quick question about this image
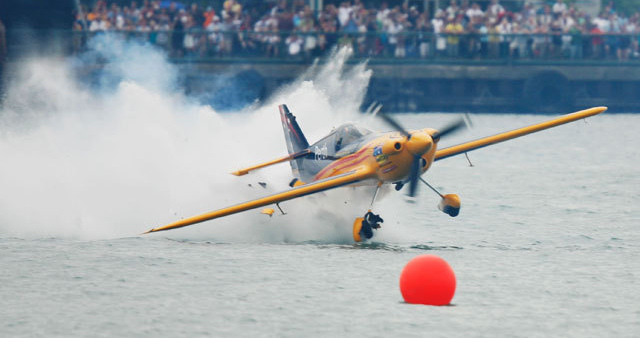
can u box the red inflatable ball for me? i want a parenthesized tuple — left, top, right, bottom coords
(399, 254, 456, 306)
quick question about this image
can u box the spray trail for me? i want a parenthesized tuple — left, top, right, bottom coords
(0, 36, 378, 241)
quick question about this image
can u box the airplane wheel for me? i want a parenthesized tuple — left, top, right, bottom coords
(353, 215, 379, 242)
(353, 217, 364, 242)
(438, 194, 461, 217)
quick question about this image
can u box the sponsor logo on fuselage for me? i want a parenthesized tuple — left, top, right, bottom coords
(373, 144, 392, 167)
(373, 145, 382, 156)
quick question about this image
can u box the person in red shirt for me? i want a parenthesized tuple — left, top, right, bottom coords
(590, 23, 604, 59)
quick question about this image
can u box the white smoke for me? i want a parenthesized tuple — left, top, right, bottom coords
(0, 36, 379, 242)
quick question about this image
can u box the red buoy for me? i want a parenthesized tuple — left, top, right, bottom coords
(399, 254, 456, 306)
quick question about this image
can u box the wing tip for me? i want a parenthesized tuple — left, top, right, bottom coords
(593, 106, 608, 113)
(580, 106, 607, 115)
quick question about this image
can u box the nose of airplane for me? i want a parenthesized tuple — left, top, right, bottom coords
(406, 131, 433, 156)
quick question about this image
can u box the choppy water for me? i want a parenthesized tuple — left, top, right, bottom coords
(2, 113, 638, 337)
(1, 38, 638, 337)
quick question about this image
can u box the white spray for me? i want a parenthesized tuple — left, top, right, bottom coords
(0, 36, 388, 242)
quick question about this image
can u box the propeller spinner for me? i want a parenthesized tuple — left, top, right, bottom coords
(378, 113, 466, 197)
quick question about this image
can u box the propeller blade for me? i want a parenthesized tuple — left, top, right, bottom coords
(407, 155, 421, 197)
(379, 113, 410, 138)
(432, 118, 467, 143)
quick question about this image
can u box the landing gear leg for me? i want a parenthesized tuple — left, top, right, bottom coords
(353, 184, 385, 242)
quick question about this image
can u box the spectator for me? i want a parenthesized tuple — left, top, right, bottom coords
(432, 10, 446, 56)
(496, 16, 512, 57)
(487, 0, 505, 20)
(183, 15, 200, 56)
(552, 0, 568, 17)
(521, 1, 536, 20)
(153, 15, 171, 48)
(549, 16, 563, 57)
(386, 13, 405, 57)
(343, 12, 359, 33)
(445, 0, 459, 20)
(477, 16, 490, 58)
(219, 15, 234, 55)
(234, 13, 255, 56)
(510, 20, 527, 58)
(416, 12, 432, 58)
(171, 11, 185, 57)
(354, 10, 368, 56)
(568, 23, 584, 59)
(203, 6, 216, 28)
(300, 19, 318, 58)
(338, 1, 353, 28)
(589, 22, 604, 59)
(285, 33, 303, 56)
(538, 5, 553, 29)
(466, 3, 483, 21)
(265, 22, 280, 57)
(445, 16, 464, 57)
(89, 13, 110, 31)
(70, 0, 640, 62)
(487, 19, 500, 58)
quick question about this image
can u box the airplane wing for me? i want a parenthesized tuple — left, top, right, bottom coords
(144, 166, 376, 234)
(434, 106, 606, 161)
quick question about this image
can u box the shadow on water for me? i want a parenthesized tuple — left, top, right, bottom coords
(399, 301, 458, 307)
(151, 238, 465, 252)
(349, 242, 406, 252)
(318, 242, 465, 252)
(410, 244, 464, 251)
(164, 238, 233, 246)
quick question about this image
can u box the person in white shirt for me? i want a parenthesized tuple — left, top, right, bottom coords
(466, 3, 484, 20)
(338, 1, 353, 28)
(431, 10, 446, 55)
(487, 0, 505, 19)
(286, 33, 303, 56)
(445, 0, 459, 19)
(552, 0, 568, 16)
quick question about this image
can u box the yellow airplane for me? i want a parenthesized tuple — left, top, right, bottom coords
(144, 105, 606, 242)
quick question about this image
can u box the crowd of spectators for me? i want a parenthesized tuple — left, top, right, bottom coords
(73, 0, 640, 61)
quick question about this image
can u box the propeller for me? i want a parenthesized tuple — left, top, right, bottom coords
(378, 113, 467, 198)
(407, 152, 421, 197)
(379, 113, 411, 138)
(431, 119, 467, 143)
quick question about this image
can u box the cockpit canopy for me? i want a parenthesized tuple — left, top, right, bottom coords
(310, 123, 375, 157)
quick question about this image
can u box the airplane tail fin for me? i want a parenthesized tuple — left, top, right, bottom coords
(279, 104, 309, 177)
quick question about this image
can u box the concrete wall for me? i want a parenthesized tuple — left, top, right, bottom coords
(180, 61, 639, 113)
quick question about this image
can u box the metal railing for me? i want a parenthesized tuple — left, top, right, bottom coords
(45, 29, 640, 63)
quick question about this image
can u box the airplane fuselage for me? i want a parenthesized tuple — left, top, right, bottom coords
(295, 126, 439, 186)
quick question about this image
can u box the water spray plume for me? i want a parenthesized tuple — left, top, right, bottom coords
(0, 37, 374, 242)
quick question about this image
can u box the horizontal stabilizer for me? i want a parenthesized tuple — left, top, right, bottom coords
(231, 150, 310, 176)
